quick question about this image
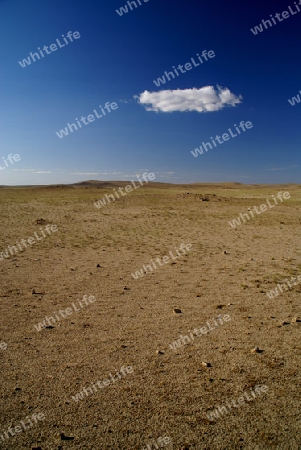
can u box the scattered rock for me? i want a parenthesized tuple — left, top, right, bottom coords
(36, 218, 46, 225)
(251, 347, 262, 353)
(173, 309, 182, 314)
(32, 289, 44, 295)
(60, 433, 74, 441)
(202, 362, 211, 367)
(96, 264, 101, 268)
(291, 317, 301, 323)
(123, 286, 130, 290)
(216, 304, 226, 309)
(279, 321, 290, 326)
(156, 350, 164, 355)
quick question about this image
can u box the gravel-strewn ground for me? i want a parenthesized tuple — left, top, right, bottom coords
(0, 182, 300, 449)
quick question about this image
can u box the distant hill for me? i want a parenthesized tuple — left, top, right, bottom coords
(0, 181, 299, 189)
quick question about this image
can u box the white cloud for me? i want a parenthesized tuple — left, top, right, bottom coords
(12, 168, 35, 172)
(70, 172, 100, 175)
(267, 165, 298, 171)
(136, 86, 242, 113)
(33, 171, 51, 174)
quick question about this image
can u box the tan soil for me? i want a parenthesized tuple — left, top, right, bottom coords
(0, 182, 300, 449)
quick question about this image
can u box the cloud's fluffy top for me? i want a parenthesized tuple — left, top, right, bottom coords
(136, 86, 242, 113)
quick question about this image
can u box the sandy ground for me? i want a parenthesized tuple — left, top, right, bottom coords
(0, 182, 300, 450)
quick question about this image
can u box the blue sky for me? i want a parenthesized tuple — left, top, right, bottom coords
(1, 0, 300, 185)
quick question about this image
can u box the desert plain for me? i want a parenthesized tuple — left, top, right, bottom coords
(0, 182, 300, 449)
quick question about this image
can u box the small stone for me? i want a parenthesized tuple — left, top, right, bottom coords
(251, 347, 261, 353)
(173, 309, 182, 314)
(123, 286, 130, 290)
(36, 218, 46, 225)
(202, 362, 211, 367)
(291, 317, 301, 323)
(32, 289, 43, 295)
(96, 264, 101, 268)
(280, 321, 290, 326)
(60, 433, 74, 441)
(156, 350, 164, 355)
